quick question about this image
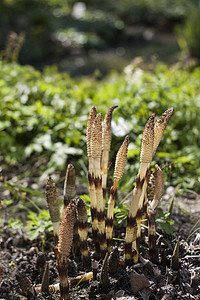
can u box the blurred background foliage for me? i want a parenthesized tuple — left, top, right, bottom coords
(0, 0, 200, 215)
(1, 59, 200, 194)
(0, 0, 200, 73)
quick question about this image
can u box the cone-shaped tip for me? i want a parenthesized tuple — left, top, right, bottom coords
(87, 106, 97, 157)
(46, 177, 60, 223)
(114, 136, 129, 182)
(63, 164, 76, 205)
(154, 164, 164, 201)
(102, 106, 118, 151)
(91, 113, 102, 158)
(171, 238, 179, 271)
(140, 114, 155, 165)
(57, 200, 76, 258)
(104, 105, 118, 124)
(153, 108, 174, 156)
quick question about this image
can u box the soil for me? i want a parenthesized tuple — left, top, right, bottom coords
(0, 187, 200, 300)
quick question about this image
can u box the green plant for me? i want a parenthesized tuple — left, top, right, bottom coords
(1, 59, 200, 192)
(156, 211, 175, 235)
(25, 210, 53, 240)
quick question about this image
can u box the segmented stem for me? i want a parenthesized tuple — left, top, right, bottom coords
(106, 136, 129, 252)
(125, 114, 155, 265)
(91, 113, 107, 256)
(76, 197, 91, 269)
(87, 106, 99, 251)
(147, 165, 164, 262)
(102, 105, 118, 199)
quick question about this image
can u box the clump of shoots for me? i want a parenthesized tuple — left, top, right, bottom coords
(45, 105, 174, 300)
(125, 108, 174, 265)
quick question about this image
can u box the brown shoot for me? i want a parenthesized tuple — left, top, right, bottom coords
(55, 200, 76, 300)
(106, 136, 129, 252)
(87, 107, 99, 250)
(147, 165, 164, 262)
(46, 177, 60, 242)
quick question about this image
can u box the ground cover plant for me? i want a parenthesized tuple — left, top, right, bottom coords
(0, 59, 200, 193)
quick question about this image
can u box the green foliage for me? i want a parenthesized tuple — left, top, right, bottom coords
(25, 210, 53, 240)
(175, 4, 200, 59)
(156, 211, 175, 235)
(8, 217, 23, 230)
(113, 195, 130, 226)
(1, 59, 200, 193)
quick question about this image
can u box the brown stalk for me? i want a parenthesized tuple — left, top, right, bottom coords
(87, 106, 99, 251)
(62, 164, 79, 256)
(46, 177, 60, 243)
(91, 113, 107, 256)
(99, 252, 109, 291)
(101, 105, 118, 199)
(41, 262, 49, 293)
(91, 259, 98, 280)
(106, 136, 129, 252)
(54, 200, 76, 300)
(169, 238, 180, 284)
(108, 246, 120, 274)
(147, 165, 164, 262)
(125, 114, 155, 265)
(76, 197, 91, 269)
(171, 238, 180, 271)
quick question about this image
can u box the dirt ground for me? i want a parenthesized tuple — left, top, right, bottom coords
(0, 188, 200, 300)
